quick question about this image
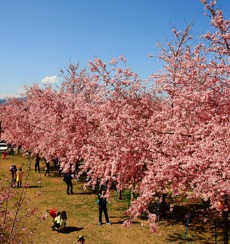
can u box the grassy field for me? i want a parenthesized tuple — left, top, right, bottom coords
(0, 153, 223, 244)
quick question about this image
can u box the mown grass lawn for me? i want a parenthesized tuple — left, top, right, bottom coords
(0, 153, 223, 244)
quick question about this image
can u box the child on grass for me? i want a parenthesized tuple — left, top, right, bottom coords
(52, 211, 67, 232)
(16, 167, 24, 188)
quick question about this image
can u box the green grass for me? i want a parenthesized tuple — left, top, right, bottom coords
(0, 153, 226, 244)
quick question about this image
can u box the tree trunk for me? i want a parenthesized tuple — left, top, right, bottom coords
(160, 194, 167, 219)
(223, 210, 228, 244)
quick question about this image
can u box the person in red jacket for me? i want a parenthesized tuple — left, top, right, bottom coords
(2, 150, 7, 160)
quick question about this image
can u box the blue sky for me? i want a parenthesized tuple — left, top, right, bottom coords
(0, 0, 229, 98)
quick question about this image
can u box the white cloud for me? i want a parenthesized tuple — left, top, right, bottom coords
(41, 76, 58, 85)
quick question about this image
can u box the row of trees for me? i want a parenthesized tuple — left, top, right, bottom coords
(0, 0, 229, 242)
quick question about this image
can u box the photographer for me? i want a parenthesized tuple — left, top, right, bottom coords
(98, 189, 111, 225)
(63, 170, 73, 195)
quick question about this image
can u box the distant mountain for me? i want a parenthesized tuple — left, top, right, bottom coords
(0, 99, 6, 104)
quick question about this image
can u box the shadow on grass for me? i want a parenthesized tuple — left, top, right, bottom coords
(167, 232, 213, 244)
(156, 203, 221, 244)
(108, 220, 139, 225)
(140, 198, 221, 243)
(109, 215, 139, 225)
(108, 220, 124, 225)
(61, 226, 83, 234)
(27, 185, 41, 188)
(52, 171, 63, 177)
(74, 191, 96, 195)
(167, 233, 195, 244)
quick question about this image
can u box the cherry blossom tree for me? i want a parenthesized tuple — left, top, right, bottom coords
(140, 0, 229, 240)
(0, 0, 229, 241)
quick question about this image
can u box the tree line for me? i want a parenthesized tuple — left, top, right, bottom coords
(0, 0, 229, 242)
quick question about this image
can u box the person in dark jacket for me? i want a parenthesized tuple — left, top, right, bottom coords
(44, 158, 50, 176)
(63, 170, 73, 195)
(9, 165, 17, 186)
(35, 153, 40, 173)
(98, 189, 111, 225)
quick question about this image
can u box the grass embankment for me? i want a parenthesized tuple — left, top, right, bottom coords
(0, 154, 222, 244)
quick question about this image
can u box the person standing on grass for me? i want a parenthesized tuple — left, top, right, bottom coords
(16, 167, 24, 188)
(2, 150, 7, 160)
(98, 189, 111, 225)
(44, 158, 50, 176)
(9, 165, 17, 186)
(35, 153, 40, 173)
(63, 170, 73, 195)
